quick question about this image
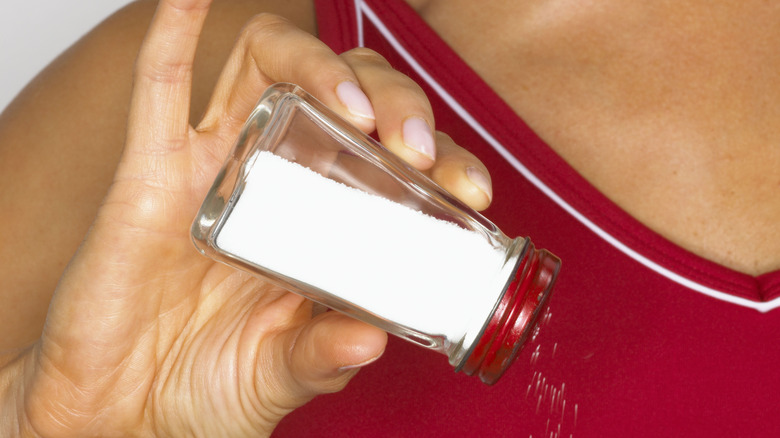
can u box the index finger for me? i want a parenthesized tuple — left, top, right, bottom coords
(123, 0, 212, 171)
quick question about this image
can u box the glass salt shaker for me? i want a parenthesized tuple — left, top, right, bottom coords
(191, 83, 561, 384)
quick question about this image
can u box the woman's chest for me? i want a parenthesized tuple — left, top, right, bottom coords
(419, 0, 780, 274)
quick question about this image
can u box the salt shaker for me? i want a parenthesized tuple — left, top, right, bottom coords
(191, 83, 561, 384)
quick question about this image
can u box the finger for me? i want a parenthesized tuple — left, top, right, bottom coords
(198, 13, 376, 139)
(125, 0, 212, 160)
(341, 48, 437, 171)
(429, 132, 493, 211)
(282, 311, 387, 398)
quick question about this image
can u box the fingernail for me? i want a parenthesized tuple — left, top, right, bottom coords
(336, 81, 375, 120)
(337, 354, 382, 373)
(402, 117, 436, 160)
(467, 167, 493, 202)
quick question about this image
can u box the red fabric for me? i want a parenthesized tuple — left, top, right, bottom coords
(273, 1, 780, 436)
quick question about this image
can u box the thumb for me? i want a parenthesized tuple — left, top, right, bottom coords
(281, 311, 387, 399)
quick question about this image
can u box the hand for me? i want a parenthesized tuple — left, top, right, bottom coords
(2, 0, 493, 436)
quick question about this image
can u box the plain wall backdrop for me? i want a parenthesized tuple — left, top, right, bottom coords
(0, 0, 134, 112)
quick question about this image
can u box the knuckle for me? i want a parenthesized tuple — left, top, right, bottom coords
(387, 75, 431, 113)
(343, 47, 392, 68)
(135, 60, 193, 85)
(434, 131, 475, 159)
(435, 130, 455, 144)
(400, 75, 427, 97)
(240, 13, 292, 42)
(238, 13, 335, 81)
(343, 49, 430, 100)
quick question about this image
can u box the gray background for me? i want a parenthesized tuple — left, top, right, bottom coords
(0, 0, 134, 112)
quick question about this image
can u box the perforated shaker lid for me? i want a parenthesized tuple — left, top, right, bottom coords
(457, 242, 561, 385)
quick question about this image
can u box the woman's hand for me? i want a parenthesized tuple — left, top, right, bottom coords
(2, 0, 493, 436)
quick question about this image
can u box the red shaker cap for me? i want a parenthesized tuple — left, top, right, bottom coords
(457, 241, 561, 385)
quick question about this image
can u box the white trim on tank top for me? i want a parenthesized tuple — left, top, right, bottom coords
(353, 0, 780, 312)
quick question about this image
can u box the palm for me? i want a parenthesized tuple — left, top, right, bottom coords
(26, 115, 313, 435)
(135, 131, 315, 435)
(148, 264, 309, 436)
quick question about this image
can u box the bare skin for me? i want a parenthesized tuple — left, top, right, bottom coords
(3, 0, 778, 350)
(0, 0, 311, 351)
(0, 0, 779, 435)
(0, 0, 494, 435)
(412, 0, 780, 275)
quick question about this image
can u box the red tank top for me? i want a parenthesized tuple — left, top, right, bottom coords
(273, 1, 780, 436)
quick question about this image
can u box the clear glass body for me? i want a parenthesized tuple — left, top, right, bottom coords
(192, 83, 560, 384)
